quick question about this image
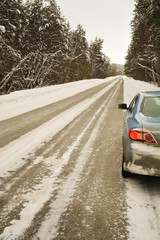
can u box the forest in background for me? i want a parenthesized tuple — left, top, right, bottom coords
(125, 0, 160, 86)
(0, 0, 121, 95)
(1, 0, 160, 94)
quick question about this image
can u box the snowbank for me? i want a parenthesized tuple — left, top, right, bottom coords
(0, 77, 116, 121)
(123, 76, 160, 105)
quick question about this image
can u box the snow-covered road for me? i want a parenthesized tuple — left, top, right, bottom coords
(0, 76, 160, 240)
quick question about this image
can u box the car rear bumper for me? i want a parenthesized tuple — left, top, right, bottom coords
(125, 142, 160, 176)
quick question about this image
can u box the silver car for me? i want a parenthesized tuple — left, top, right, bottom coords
(118, 91, 160, 177)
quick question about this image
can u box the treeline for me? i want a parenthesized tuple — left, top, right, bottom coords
(125, 0, 160, 86)
(0, 0, 111, 94)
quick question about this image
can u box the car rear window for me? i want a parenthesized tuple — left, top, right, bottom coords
(141, 97, 160, 117)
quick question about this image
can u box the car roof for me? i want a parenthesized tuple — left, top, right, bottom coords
(139, 91, 160, 97)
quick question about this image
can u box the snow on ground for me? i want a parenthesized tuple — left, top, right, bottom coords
(0, 77, 116, 121)
(35, 90, 114, 240)
(0, 79, 117, 178)
(123, 75, 160, 104)
(1, 76, 160, 239)
(0, 77, 118, 239)
(123, 76, 160, 240)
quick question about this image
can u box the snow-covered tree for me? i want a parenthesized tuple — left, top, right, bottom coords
(22, 0, 44, 54)
(39, 0, 71, 84)
(0, 0, 111, 94)
(125, 0, 160, 85)
(0, 0, 24, 50)
(147, 0, 160, 84)
(65, 24, 92, 82)
(0, 0, 22, 92)
(89, 37, 110, 78)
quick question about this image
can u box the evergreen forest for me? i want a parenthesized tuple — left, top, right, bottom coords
(1, 0, 159, 94)
(0, 0, 112, 94)
(125, 0, 160, 86)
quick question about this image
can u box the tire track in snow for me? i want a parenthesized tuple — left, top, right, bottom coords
(53, 79, 128, 240)
(0, 81, 113, 148)
(34, 81, 121, 240)
(0, 80, 117, 179)
(0, 80, 120, 239)
(126, 177, 160, 240)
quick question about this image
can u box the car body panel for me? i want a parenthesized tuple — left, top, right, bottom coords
(140, 115, 160, 145)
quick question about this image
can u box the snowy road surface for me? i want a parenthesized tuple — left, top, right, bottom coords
(0, 76, 160, 240)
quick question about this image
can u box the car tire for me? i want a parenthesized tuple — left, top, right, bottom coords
(122, 155, 131, 178)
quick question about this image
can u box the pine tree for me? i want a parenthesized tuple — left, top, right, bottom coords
(0, 0, 111, 94)
(65, 24, 92, 82)
(89, 37, 110, 78)
(22, 0, 44, 54)
(0, 0, 22, 93)
(125, 0, 160, 85)
(147, 0, 160, 84)
(125, 0, 150, 80)
(40, 0, 71, 84)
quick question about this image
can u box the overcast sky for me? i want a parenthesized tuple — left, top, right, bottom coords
(56, 0, 135, 65)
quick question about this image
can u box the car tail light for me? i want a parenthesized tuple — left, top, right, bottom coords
(143, 131, 156, 144)
(129, 129, 156, 144)
(129, 129, 143, 141)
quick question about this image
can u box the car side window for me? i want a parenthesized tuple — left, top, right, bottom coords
(141, 97, 160, 117)
(128, 95, 138, 113)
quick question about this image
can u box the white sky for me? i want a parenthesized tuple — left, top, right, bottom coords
(56, 0, 135, 65)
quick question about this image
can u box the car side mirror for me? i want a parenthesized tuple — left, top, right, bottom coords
(118, 103, 128, 110)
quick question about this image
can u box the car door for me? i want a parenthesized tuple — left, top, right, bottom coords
(123, 94, 139, 132)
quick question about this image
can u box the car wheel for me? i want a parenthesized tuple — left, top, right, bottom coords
(122, 155, 131, 178)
